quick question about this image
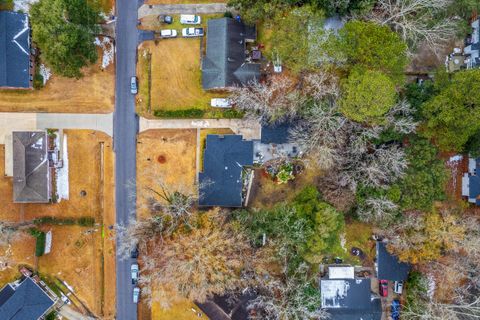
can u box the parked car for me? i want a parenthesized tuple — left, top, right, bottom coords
(180, 14, 201, 24)
(159, 15, 173, 24)
(130, 245, 139, 259)
(182, 27, 204, 37)
(160, 29, 177, 38)
(133, 287, 140, 304)
(210, 98, 232, 108)
(379, 280, 388, 297)
(131, 263, 139, 284)
(391, 299, 401, 320)
(394, 281, 403, 295)
(130, 76, 138, 95)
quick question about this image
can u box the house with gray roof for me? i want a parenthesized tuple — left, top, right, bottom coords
(462, 157, 480, 205)
(13, 131, 50, 203)
(376, 242, 411, 282)
(320, 266, 382, 320)
(464, 18, 480, 69)
(202, 18, 260, 90)
(0, 11, 32, 89)
(199, 134, 253, 207)
(0, 276, 56, 320)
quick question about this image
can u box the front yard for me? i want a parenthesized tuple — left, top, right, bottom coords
(137, 40, 218, 116)
(0, 49, 114, 113)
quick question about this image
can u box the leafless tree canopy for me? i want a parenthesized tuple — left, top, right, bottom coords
(248, 263, 329, 320)
(366, 0, 458, 54)
(230, 75, 305, 124)
(136, 210, 252, 308)
(358, 196, 399, 226)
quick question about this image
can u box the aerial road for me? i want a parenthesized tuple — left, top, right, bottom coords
(114, 0, 139, 319)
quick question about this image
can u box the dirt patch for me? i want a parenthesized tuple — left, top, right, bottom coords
(0, 49, 114, 114)
(136, 40, 219, 115)
(0, 130, 115, 318)
(157, 155, 167, 163)
(137, 129, 197, 219)
(441, 153, 467, 202)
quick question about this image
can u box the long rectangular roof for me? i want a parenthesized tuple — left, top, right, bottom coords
(376, 242, 411, 281)
(202, 18, 260, 89)
(199, 135, 253, 207)
(0, 11, 31, 88)
(13, 131, 50, 203)
(0, 277, 55, 320)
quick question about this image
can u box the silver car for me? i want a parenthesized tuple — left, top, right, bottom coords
(133, 287, 140, 304)
(130, 76, 138, 95)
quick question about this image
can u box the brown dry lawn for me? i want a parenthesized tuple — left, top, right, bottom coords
(136, 129, 197, 219)
(0, 51, 114, 114)
(0, 130, 116, 318)
(137, 40, 218, 115)
(151, 298, 206, 320)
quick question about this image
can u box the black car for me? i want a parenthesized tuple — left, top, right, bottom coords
(131, 245, 139, 259)
(159, 15, 173, 24)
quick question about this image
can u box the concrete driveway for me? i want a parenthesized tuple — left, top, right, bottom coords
(138, 3, 228, 18)
(139, 117, 261, 140)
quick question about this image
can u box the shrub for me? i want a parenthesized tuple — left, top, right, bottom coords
(78, 217, 95, 227)
(154, 108, 205, 118)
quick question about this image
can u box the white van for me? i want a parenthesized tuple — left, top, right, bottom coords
(180, 14, 201, 24)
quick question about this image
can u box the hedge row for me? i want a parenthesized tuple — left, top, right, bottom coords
(153, 108, 244, 119)
(33, 216, 95, 227)
(154, 108, 205, 118)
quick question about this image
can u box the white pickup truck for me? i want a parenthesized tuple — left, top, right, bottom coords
(182, 27, 204, 37)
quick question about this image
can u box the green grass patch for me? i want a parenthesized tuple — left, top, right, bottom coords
(29, 228, 46, 257)
(33, 216, 95, 226)
(0, 0, 14, 11)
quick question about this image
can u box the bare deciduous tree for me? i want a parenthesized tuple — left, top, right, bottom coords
(358, 196, 399, 226)
(367, 0, 458, 54)
(385, 99, 418, 134)
(230, 75, 304, 123)
(248, 263, 330, 320)
(137, 210, 252, 308)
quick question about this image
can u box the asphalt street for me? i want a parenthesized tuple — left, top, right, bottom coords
(114, 0, 139, 319)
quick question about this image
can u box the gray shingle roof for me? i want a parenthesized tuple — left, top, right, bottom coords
(376, 242, 411, 281)
(468, 158, 480, 205)
(0, 11, 31, 88)
(0, 277, 55, 320)
(320, 278, 382, 320)
(202, 18, 260, 89)
(13, 131, 50, 203)
(199, 135, 253, 207)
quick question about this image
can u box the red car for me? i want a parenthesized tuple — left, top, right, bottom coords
(379, 280, 388, 297)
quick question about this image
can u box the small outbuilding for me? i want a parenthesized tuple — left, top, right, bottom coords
(462, 157, 480, 206)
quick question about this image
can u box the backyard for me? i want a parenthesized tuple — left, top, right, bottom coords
(137, 39, 218, 116)
(0, 130, 116, 319)
(136, 129, 198, 219)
